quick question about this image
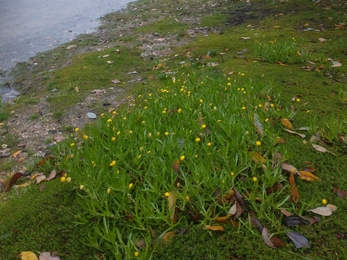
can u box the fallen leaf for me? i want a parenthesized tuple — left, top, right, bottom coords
(270, 235, 286, 247)
(4, 172, 22, 192)
(283, 215, 310, 227)
(39, 252, 60, 260)
(35, 174, 47, 184)
(298, 171, 321, 181)
(232, 188, 244, 219)
(215, 214, 232, 222)
(312, 144, 336, 155)
(249, 214, 263, 233)
(205, 225, 224, 231)
(91, 89, 106, 94)
(111, 79, 121, 84)
(162, 231, 175, 244)
(281, 118, 294, 129)
(301, 66, 315, 71)
(326, 204, 338, 212)
(46, 169, 57, 181)
(39, 184, 46, 192)
(308, 204, 337, 216)
(168, 191, 177, 223)
(286, 231, 310, 249)
(253, 113, 264, 136)
(280, 209, 293, 217)
(289, 173, 300, 202)
(333, 187, 347, 199)
(262, 227, 275, 248)
(135, 239, 146, 250)
(281, 163, 299, 175)
(11, 150, 22, 157)
(250, 152, 266, 164)
(283, 128, 306, 138)
(309, 131, 322, 143)
(20, 251, 38, 260)
(319, 38, 327, 43)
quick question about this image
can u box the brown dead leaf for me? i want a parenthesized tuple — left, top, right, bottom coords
(111, 79, 121, 84)
(333, 187, 347, 199)
(251, 152, 266, 164)
(162, 231, 175, 244)
(11, 150, 22, 157)
(4, 172, 22, 192)
(283, 128, 306, 138)
(289, 173, 300, 203)
(270, 235, 286, 247)
(135, 239, 146, 250)
(281, 118, 294, 129)
(280, 209, 293, 217)
(46, 169, 57, 181)
(168, 191, 177, 223)
(262, 227, 275, 248)
(205, 225, 224, 231)
(298, 171, 321, 181)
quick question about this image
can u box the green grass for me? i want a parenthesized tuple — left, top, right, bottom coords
(1, 0, 347, 259)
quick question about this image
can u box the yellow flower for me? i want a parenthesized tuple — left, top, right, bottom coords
(230, 172, 234, 176)
(322, 199, 327, 205)
(83, 135, 88, 140)
(129, 183, 133, 189)
(162, 110, 166, 114)
(180, 155, 185, 161)
(79, 184, 84, 190)
(296, 98, 301, 102)
(66, 177, 71, 183)
(110, 160, 116, 167)
(60, 177, 66, 183)
(107, 188, 111, 194)
(117, 131, 121, 136)
(70, 143, 75, 147)
(241, 73, 245, 76)
(201, 124, 206, 129)
(199, 99, 203, 103)
(258, 103, 262, 108)
(265, 118, 269, 122)
(195, 137, 201, 142)
(252, 177, 258, 182)
(123, 117, 127, 120)
(165, 132, 169, 136)
(100, 113, 105, 117)
(139, 147, 144, 152)
(148, 132, 152, 138)
(177, 108, 182, 113)
(111, 137, 116, 141)
(270, 103, 275, 108)
(165, 192, 170, 197)
(256, 141, 261, 146)
(107, 119, 112, 123)
(207, 142, 212, 147)
(134, 252, 139, 257)
(213, 106, 217, 111)
(227, 82, 231, 86)
(74, 128, 79, 132)
(185, 196, 190, 202)
(242, 106, 246, 110)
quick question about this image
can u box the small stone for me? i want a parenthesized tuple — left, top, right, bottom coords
(87, 112, 97, 119)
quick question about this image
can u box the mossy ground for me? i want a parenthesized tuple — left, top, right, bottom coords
(1, 0, 347, 259)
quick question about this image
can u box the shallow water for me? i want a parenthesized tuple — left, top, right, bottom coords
(0, 0, 133, 101)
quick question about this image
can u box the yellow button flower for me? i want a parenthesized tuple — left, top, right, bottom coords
(110, 160, 116, 167)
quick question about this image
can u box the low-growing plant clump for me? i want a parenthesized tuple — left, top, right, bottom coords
(1, 0, 347, 259)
